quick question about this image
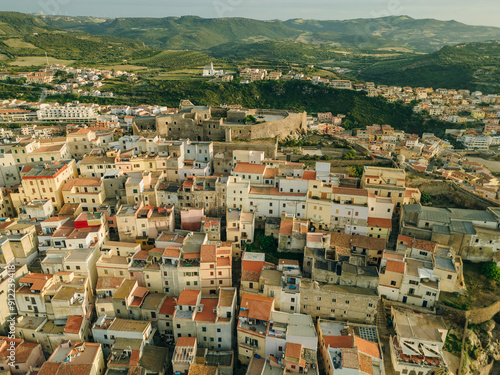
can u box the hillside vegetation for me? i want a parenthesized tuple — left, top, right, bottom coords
(134, 50, 215, 69)
(357, 41, 500, 92)
(49, 80, 448, 135)
(43, 14, 500, 53)
(0, 12, 153, 65)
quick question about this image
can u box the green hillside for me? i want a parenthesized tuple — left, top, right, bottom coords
(42, 15, 302, 50)
(0, 12, 153, 66)
(208, 40, 343, 63)
(43, 14, 500, 53)
(49, 79, 447, 135)
(284, 16, 500, 52)
(357, 41, 500, 92)
(134, 50, 215, 69)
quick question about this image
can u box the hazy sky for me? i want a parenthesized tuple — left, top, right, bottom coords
(4, 0, 500, 27)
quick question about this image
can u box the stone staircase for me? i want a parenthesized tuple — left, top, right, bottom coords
(376, 298, 390, 338)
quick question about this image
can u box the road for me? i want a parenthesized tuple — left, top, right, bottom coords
(39, 88, 47, 103)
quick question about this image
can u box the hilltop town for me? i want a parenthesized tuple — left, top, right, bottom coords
(0, 63, 499, 375)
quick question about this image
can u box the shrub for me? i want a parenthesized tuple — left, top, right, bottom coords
(482, 262, 500, 282)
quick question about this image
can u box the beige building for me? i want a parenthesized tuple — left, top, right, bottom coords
(226, 210, 255, 249)
(11, 159, 78, 213)
(172, 336, 197, 375)
(300, 279, 379, 324)
(173, 288, 237, 351)
(67, 128, 98, 159)
(38, 340, 105, 375)
(317, 319, 383, 375)
(0, 337, 45, 375)
(200, 244, 232, 296)
(62, 177, 106, 212)
(361, 166, 418, 210)
(0, 265, 28, 334)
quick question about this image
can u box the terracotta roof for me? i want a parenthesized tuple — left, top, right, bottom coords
(200, 244, 217, 262)
(217, 257, 231, 267)
(239, 294, 273, 321)
(330, 232, 352, 249)
(159, 297, 177, 315)
(358, 352, 374, 375)
(285, 342, 302, 359)
(367, 217, 392, 228)
(176, 336, 196, 347)
(354, 336, 381, 358)
(351, 234, 386, 251)
(62, 177, 102, 191)
(332, 187, 368, 197)
(279, 220, 293, 235)
(64, 315, 83, 334)
(324, 335, 354, 349)
(263, 168, 279, 179)
(194, 298, 218, 322)
(385, 260, 405, 274)
(163, 247, 180, 258)
(241, 260, 265, 281)
(397, 235, 414, 245)
(302, 171, 316, 180)
(279, 259, 299, 266)
(133, 250, 149, 261)
(234, 162, 266, 174)
(413, 239, 437, 252)
(177, 289, 200, 306)
(183, 252, 200, 260)
(382, 252, 405, 261)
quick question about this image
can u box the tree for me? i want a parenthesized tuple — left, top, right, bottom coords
(342, 149, 357, 160)
(421, 192, 432, 204)
(347, 165, 364, 178)
(482, 262, 500, 282)
(259, 235, 277, 253)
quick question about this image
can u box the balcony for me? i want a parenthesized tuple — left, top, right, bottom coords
(282, 282, 300, 294)
(238, 319, 267, 336)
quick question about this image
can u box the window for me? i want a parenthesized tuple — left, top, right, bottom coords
(447, 274, 453, 280)
(202, 327, 207, 332)
(316, 306, 321, 311)
(390, 280, 397, 286)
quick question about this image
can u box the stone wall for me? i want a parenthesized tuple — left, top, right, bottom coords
(135, 108, 306, 142)
(437, 300, 500, 325)
(466, 300, 500, 324)
(213, 140, 278, 159)
(408, 179, 500, 210)
(222, 110, 307, 141)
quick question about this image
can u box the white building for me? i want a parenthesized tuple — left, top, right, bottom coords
(37, 103, 98, 122)
(202, 62, 224, 77)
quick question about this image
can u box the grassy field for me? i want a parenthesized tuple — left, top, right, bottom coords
(0, 53, 9, 60)
(95, 64, 149, 71)
(440, 261, 500, 310)
(3, 38, 37, 48)
(151, 69, 209, 81)
(133, 50, 214, 70)
(9, 55, 75, 66)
